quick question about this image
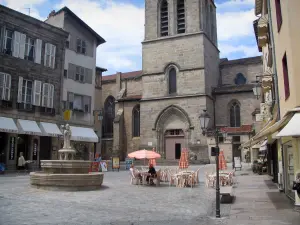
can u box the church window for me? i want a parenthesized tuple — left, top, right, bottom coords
(103, 96, 115, 138)
(168, 67, 177, 94)
(230, 101, 241, 127)
(177, 0, 185, 34)
(132, 105, 140, 137)
(160, 0, 169, 36)
(234, 73, 247, 85)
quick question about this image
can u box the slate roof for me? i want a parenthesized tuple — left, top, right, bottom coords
(102, 70, 143, 82)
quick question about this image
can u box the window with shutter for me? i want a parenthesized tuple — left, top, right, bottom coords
(34, 39, 42, 64)
(18, 79, 33, 110)
(24, 37, 35, 61)
(168, 68, 177, 94)
(42, 83, 49, 107)
(83, 96, 91, 113)
(76, 38, 86, 54)
(68, 92, 74, 110)
(4, 29, 13, 55)
(177, 0, 185, 34)
(4, 74, 11, 101)
(44, 43, 56, 68)
(0, 73, 4, 100)
(33, 80, 42, 106)
(12, 31, 21, 57)
(160, 0, 169, 36)
(49, 84, 54, 108)
(19, 33, 26, 59)
(282, 53, 290, 100)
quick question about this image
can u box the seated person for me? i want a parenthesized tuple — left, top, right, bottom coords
(146, 164, 157, 185)
(130, 164, 142, 182)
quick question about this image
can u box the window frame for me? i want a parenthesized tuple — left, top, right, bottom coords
(75, 66, 85, 82)
(229, 101, 241, 127)
(132, 105, 140, 137)
(24, 36, 35, 61)
(282, 53, 290, 100)
(168, 67, 177, 95)
(76, 38, 86, 55)
(275, 0, 283, 32)
(103, 96, 115, 137)
(176, 0, 186, 34)
(21, 79, 33, 106)
(0, 72, 11, 101)
(160, 0, 169, 37)
(4, 29, 13, 54)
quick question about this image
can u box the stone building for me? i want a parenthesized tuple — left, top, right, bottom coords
(0, 5, 68, 170)
(96, 0, 263, 162)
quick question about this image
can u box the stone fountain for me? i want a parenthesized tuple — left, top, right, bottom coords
(30, 124, 104, 191)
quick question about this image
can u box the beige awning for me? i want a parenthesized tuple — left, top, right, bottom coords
(277, 113, 300, 137)
(241, 107, 300, 149)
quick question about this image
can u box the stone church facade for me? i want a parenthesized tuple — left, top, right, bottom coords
(94, 0, 263, 163)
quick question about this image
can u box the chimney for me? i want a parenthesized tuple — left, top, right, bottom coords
(47, 10, 56, 18)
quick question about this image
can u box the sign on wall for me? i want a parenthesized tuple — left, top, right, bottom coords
(112, 157, 120, 171)
(9, 137, 16, 160)
(32, 139, 38, 161)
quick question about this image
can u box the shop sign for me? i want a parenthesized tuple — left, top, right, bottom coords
(32, 139, 38, 161)
(9, 137, 16, 160)
(112, 157, 120, 171)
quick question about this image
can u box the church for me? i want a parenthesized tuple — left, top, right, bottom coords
(94, 0, 263, 163)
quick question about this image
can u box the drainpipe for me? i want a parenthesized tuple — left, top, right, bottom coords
(267, 0, 284, 189)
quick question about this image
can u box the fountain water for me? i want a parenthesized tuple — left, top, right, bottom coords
(30, 124, 104, 191)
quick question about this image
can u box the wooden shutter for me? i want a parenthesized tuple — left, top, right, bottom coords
(51, 44, 56, 69)
(0, 73, 4, 100)
(275, 0, 282, 31)
(34, 39, 42, 64)
(33, 80, 42, 106)
(17, 76, 23, 103)
(49, 84, 54, 108)
(68, 92, 74, 110)
(19, 33, 26, 59)
(4, 74, 11, 101)
(12, 31, 21, 57)
(85, 68, 93, 84)
(42, 83, 49, 107)
(68, 63, 76, 80)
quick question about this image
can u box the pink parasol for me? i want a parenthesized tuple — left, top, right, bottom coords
(128, 149, 161, 159)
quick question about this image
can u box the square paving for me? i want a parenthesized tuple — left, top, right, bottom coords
(0, 165, 218, 225)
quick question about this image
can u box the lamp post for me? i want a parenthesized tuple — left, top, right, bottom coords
(199, 109, 221, 218)
(253, 80, 262, 100)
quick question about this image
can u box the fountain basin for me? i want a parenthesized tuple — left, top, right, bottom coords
(30, 172, 104, 191)
(40, 160, 91, 174)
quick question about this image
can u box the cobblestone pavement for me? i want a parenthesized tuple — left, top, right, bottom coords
(0, 165, 222, 225)
(1, 164, 299, 225)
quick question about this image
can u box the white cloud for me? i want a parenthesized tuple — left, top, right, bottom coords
(219, 43, 260, 58)
(55, 0, 144, 74)
(2, 0, 46, 21)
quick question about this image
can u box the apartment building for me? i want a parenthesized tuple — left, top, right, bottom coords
(45, 7, 106, 158)
(0, 5, 68, 170)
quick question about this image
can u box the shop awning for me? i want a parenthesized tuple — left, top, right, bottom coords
(70, 126, 98, 143)
(0, 116, 18, 133)
(39, 122, 62, 137)
(17, 119, 42, 136)
(259, 139, 268, 152)
(276, 113, 300, 137)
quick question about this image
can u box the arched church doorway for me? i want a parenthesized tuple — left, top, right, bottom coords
(165, 129, 185, 160)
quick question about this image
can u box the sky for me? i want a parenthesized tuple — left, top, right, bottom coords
(0, 0, 260, 75)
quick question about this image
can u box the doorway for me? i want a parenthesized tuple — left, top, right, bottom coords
(39, 137, 52, 166)
(175, 143, 181, 159)
(0, 132, 8, 164)
(16, 135, 29, 166)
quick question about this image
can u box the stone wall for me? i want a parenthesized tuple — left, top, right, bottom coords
(0, 5, 68, 123)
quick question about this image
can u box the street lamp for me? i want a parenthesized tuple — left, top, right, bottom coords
(199, 109, 221, 218)
(253, 81, 262, 100)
